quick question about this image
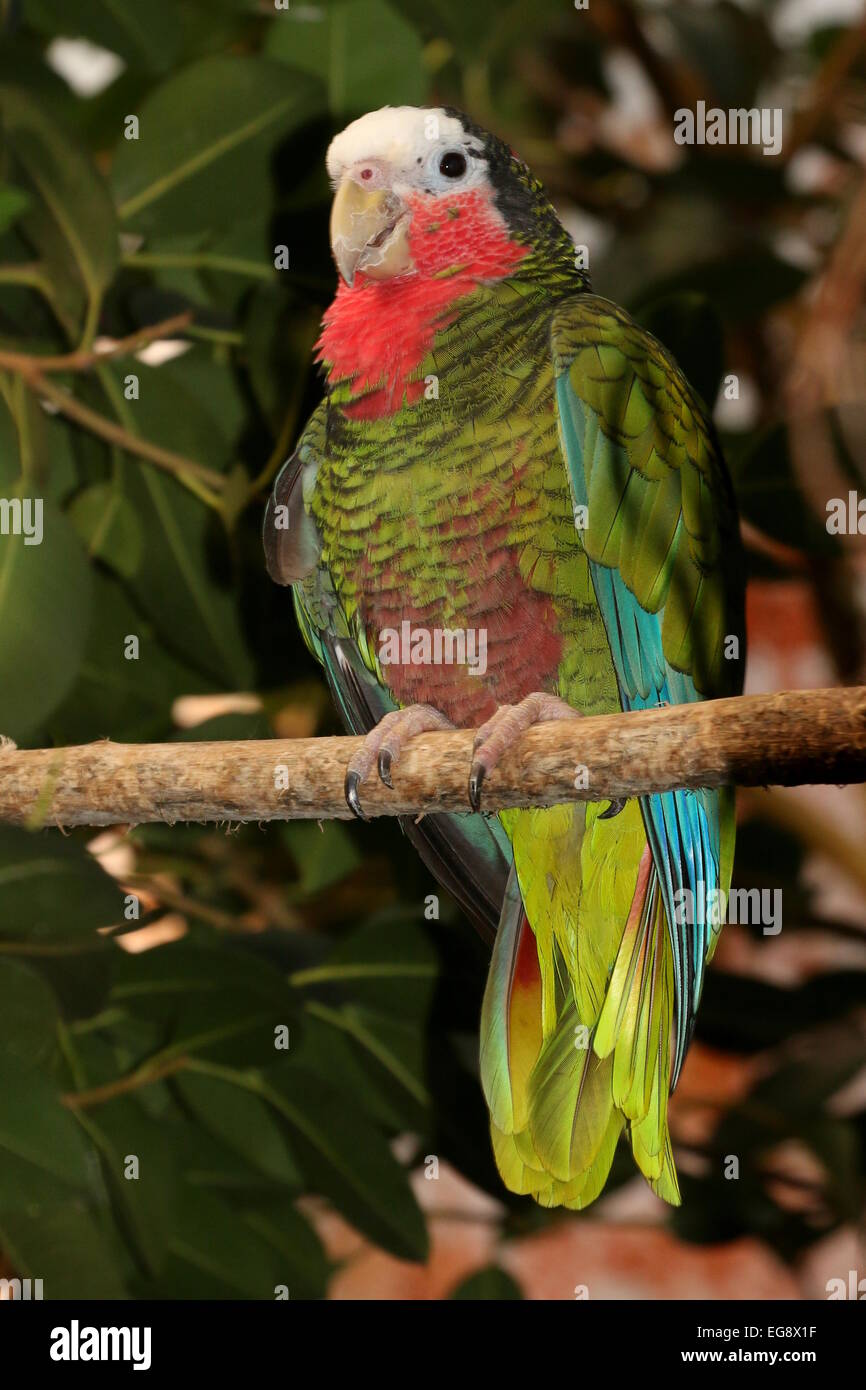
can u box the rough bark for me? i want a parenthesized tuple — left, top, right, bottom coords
(0, 687, 863, 829)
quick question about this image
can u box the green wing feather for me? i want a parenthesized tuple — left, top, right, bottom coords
(552, 295, 744, 1081)
(482, 293, 742, 1209)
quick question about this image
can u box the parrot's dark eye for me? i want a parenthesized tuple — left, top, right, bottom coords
(438, 150, 467, 179)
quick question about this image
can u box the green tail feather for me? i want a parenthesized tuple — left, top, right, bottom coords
(481, 806, 688, 1209)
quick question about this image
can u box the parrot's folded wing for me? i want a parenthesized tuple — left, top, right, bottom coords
(263, 406, 327, 586)
(552, 295, 744, 1084)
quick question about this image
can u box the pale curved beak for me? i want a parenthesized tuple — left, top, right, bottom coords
(329, 179, 411, 286)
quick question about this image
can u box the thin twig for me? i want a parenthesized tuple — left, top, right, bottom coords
(123, 873, 250, 933)
(0, 311, 194, 376)
(19, 371, 226, 492)
(61, 1055, 190, 1110)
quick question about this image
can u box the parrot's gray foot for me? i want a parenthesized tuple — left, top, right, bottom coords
(598, 798, 627, 819)
(468, 692, 582, 811)
(344, 704, 454, 820)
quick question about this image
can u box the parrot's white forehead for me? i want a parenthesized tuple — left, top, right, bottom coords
(326, 106, 476, 182)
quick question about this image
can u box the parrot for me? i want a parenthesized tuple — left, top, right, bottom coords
(264, 106, 745, 1209)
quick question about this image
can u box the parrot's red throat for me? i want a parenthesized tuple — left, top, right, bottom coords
(317, 189, 529, 419)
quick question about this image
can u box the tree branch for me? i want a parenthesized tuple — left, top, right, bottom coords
(0, 311, 194, 376)
(18, 372, 226, 492)
(0, 687, 863, 828)
(62, 1054, 190, 1110)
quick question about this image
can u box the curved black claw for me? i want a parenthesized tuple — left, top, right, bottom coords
(344, 770, 369, 821)
(598, 797, 626, 820)
(377, 748, 393, 788)
(468, 762, 485, 812)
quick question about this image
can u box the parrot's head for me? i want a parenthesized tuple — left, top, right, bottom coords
(325, 105, 579, 289)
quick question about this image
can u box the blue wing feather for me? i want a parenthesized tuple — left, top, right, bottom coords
(555, 373, 721, 1084)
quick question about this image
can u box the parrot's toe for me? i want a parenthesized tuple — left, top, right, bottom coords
(468, 691, 582, 810)
(343, 703, 454, 818)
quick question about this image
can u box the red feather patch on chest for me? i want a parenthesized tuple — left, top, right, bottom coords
(368, 575, 563, 727)
(316, 190, 528, 418)
(357, 466, 564, 726)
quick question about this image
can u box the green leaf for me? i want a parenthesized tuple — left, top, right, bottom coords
(0, 42, 78, 131)
(156, 1184, 288, 1299)
(68, 481, 144, 578)
(0, 825, 124, 942)
(23, 398, 80, 504)
(243, 285, 318, 434)
(0, 499, 92, 740)
(291, 912, 439, 1018)
(176, 1068, 302, 1186)
(0, 396, 19, 492)
(266, 0, 426, 114)
(451, 1265, 523, 1299)
(161, 346, 250, 451)
(261, 1063, 429, 1262)
(112, 55, 324, 235)
(0, 84, 119, 331)
(0, 1059, 93, 1196)
(0, 959, 60, 1072)
(176, 1125, 287, 1196)
(134, 217, 280, 309)
(92, 363, 253, 688)
(73, 1094, 179, 1278)
(0, 387, 83, 504)
(283, 820, 361, 896)
(111, 942, 289, 1017)
(112, 941, 295, 1067)
(290, 1009, 422, 1132)
(241, 1199, 331, 1300)
(170, 711, 274, 742)
(0, 1201, 128, 1298)
(32, 950, 114, 1023)
(386, 0, 501, 54)
(304, 1002, 430, 1111)
(46, 572, 212, 746)
(0, 184, 30, 234)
